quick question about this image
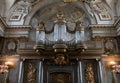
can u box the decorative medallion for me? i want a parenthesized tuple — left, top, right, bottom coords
(104, 38, 115, 54)
(7, 41, 16, 50)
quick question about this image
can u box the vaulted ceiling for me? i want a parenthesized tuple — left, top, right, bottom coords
(0, 0, 119, 25)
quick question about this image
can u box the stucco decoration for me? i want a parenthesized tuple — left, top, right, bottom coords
(6, 0, 40, 25)
(84, 0, 114, 24)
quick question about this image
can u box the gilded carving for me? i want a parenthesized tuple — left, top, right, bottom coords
(76, 21, 84, 31)
(36, 21, 45, 31)
(93, 36, 102, 41)
(50, 72, 71, 83)
(54, 11, 66, 23)
(54, 54, 68, 65)
(104, 38, 115, 54)
(85, 63, 95, 83)
(26, 63, 36, 83)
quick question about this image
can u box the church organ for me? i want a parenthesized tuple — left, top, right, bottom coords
(0, 0, 120, 83)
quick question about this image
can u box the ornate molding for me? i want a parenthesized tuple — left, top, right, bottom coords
(6, 26, 32, 31)
(114, 16, 120, 28)
(0, 16, 32, 37)
(90, 24, 117, 37)
(4, 26, 32, 37)
(89, 24, 114, 28)
(0, 16, 7, 36)
(114, 17, 120, 36)
(0, 16, 7, 28)
(113, 17, 120, 36)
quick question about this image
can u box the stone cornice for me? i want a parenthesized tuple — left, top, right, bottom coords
(17, 48, 103, 60)
(91, 26, 116, 31)
(89, 24, 114, 28)
(4, 26, 32, 37)
(90, 24, 117, 37)
(5, 25, 32, 32)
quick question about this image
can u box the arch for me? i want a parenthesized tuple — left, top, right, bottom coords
(24, 0, 96, 25)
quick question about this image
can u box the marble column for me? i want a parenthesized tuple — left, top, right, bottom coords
(78, 61, 83, 83)
(38, 61, 43, 83)
(18, 60, 24, 83)
(98, 60, 104, 83)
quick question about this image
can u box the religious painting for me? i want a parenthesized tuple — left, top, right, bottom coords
(49, 72, 72, 83)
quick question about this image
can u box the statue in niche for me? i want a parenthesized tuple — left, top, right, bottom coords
(85, 63, 95, 83)
(26, 63, 36, 83)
